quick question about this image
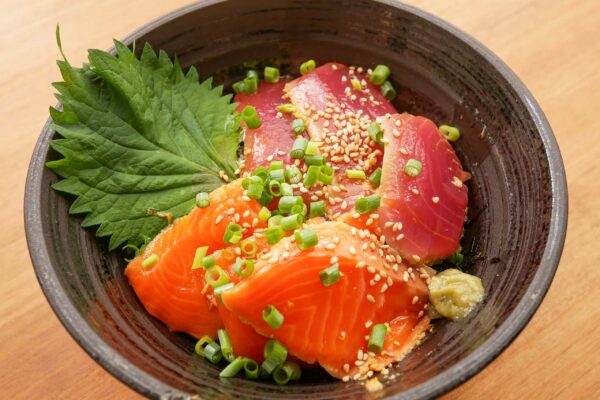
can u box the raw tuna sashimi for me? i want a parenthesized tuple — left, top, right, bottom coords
(125, 180, 266, 338)
(378, 114, 469, 264)
(222, 221, 431, 379)
(235, 80, 301, 172)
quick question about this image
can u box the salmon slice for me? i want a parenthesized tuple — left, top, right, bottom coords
(125, 179, 265, 339)
(235, 80, 301, 172)
(378, 114, 469, 264)
(222, 221, 430, 379)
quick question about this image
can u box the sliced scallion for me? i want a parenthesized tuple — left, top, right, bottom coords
(195, 192, 210, 208)
(213, 282, 235, 302)
(220, 356, 247, 378)
(300, 59, 316, 75)
(369, 167, 382, 187)
(263, 305, 285, 329)
(355, 194, 381, 214)
(244, 358, 260, 379)
(278, 196, 303, 213)
(203, 341, 223, 364)
(191, 246, 209, 270)
(224, 223, 243, 244)
(291, 118, 306, 135)
(258, 190, 274, 206)
(217, 329, 234, 362)
(285, 165, 302, 183)
(240, 239, 258, 257)
(318, 164, 334, 184)
(351, 78, 362, 91)
(242, 175, 263, 189)
(346, 169, 366, 180)
(268, 179, 282, 196)
(194, 335, 214, 356)
(305, 141, 320, 156)
(259, 207, 271, 222)
(264, 66, 280, 83)
(281, 214, 303, 231)
(304, 154, 325, 166)
(404, 159, 422, 177)
(251, 166, 269, 182)
(368, 323, 388, 353)
(205, 265, 229, 288)
(273, 361, 301, 385)
(290, 137, 309, 159)
(233, 259, 255, 279)
(269, 168, 285, 183)
(202, 255, 215, 269)
(368, 122, 383, 144)
(141, 253, 158, 269)
(242, 105, 262, 129)
(232, 81, 246, 94)
(381, 80, 397, 100)
(439, 124, 461, 141)
(309, 200, 325, 218)
(247, 182, 264, 200)
(269, 160, 284, 170)
(265, 227, 284, 245)
(294, 227, 318, 250)
(280, 182, 293, 197)
(370, 64, 391, 85)
(262, 339, 288, 374)
(303, 165, 320, 187)
(243, 76, 258, 94)
(246, 69, 259, 80)
(320, 263, 340, 287)
(277, 103, 297, 113)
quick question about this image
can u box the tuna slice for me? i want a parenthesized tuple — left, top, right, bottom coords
(235, 80, 299, 172)
(378, 113, 469, 264)
(222, 221, 431, 379)
(125, 179, 266, 338)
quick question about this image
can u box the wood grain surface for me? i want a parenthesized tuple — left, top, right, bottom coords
(1, 0, 598, 398)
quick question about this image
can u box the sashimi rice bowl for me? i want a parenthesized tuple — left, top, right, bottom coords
(26, 1, 567, 399)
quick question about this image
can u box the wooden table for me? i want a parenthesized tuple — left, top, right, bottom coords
(1, 0, 598, 398)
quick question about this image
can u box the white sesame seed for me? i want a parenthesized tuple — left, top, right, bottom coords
(343, 363, 350, 373)
(330, 256, 339, 264)
(412, 296, 419, 305)
(432, 196, 440, 203)
(356, 261, 366, 269)
(412, 255, 421, 262)
(396, 233, 405, 241)
(326, 243, 336, 250)
(365, 320, 373, 328)
(367, 294, 375, 303)
(349, 246, 357, 255)
(215, 215, 223, 225)
(365, 218, 374, 226)
(340, 331, 346, 339)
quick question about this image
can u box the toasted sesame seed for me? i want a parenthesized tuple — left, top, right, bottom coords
(356, 261, 366, 269)
(432, 196, 440, 203)
(349, 246, 357, 255)
(396, 233, 405, 241)
(343, 363, 350, 373)
(342, 376, 350, 382)
(330, 256, 339, 264)
(367, 294, 375, 303)
(412, 255, 421, 262)
(365, 320, 373, 328)
(400, 148, 409, 155)
(242, 210, 250, 218)
(340, 331, 346, 339)
(332, 236, 341, 244)
(418, 310, 424, 318)
(215, 215, 223, 225)
(326, 243, 336, 250)
(412, 296, 419, 305)
(365, 218, 374, 226)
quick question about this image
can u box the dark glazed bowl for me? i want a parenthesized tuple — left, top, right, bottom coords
(25, 0, 568, 399)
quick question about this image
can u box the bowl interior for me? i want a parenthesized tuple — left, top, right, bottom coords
(27, 0, 564, 398)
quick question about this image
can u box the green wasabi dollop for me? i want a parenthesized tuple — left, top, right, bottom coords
(428, 269, 484, 320)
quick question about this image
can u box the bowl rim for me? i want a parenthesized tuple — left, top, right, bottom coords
(24, 0, 568, 398)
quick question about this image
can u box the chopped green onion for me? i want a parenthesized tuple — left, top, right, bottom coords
(369, 167, 382, 187)
(273, 361, 301, 385)
(220, 356, 247, 378)
(191, 246, 209, 270)
(309, 200, 325, 218)
(381, 80, 397, 100)
(285, 165, 302, 183)
(290, 203, 307, 218)
(246, 69, 259, 80)
(355, 194, 381, 214)
(251, 166, 269, 182)
(258, 190, 274, 206)
(247, 182, 264, 200)
(265, 227, 284, 245)
(368, 323, 388, 353)
(233, 259, 255, 279)
(300, 59, 316, 75)
(264, 66, 280, 83)
(439, 124, 461, 141)
(305, 141, 320, 156)
(305, 154, 325, 166)
(280, 183, 293, 197)
(370, 64, 391, 85)
(294, 227, 318, 250)
(268, 215, 283, 228)
(447, 251, 464, 265)
(262, 305, 285, 329)
(224, 223, 243, 245)
(242, 175, 263, 189)
(281, 214, 303, 231)
(291, 118, 306, 134)
(214, 282, 235, 301)
(318, 164, 334, 185)
(303, 165, 320, 187)
(201, 255, 215, 269)
(217, 329, 234, 362)
(242, 105, 262, 129)
(290, 137, 309, 159)
(268, 180, 282, 196)
(269, 168, 285, 183)
(346, 169, 366, 180)
(141, 254, 158, 269)
(262, 339, 288, 374)
(269, 160, 284, 170)
(259, 207, 271, 221)
(194, 335, 214, 356)
(320, 263, 340, 287)
(243, 76, 258, 94)
(368, 122, 383, 144)
(277, 103, 297, 113)
(240, 239, 258, 257)
(278, 196, 303, 213)
(205, 266, 229, 288)
(232, 81, 246, 94)
(404, 159, 422, 177)
(203, 341, 223, 364)
(195, 192, 210, 208)
(351, 78, 362, 91)
(244, 358, 260, 379)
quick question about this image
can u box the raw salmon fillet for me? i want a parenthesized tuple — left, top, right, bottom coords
(378, 114, 469, 264)
(125, 180, 265, 338)
(222, 221, 431, 379)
